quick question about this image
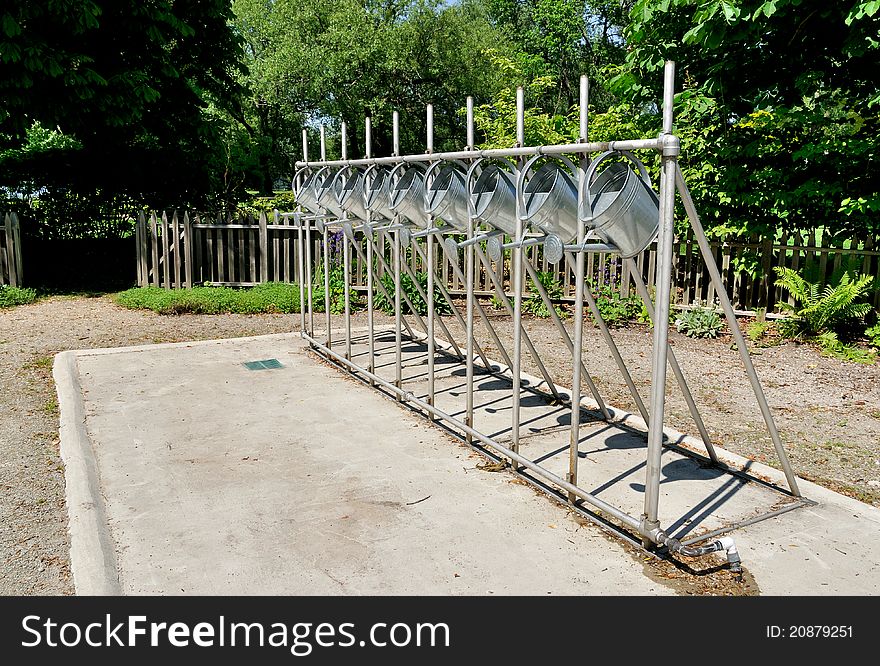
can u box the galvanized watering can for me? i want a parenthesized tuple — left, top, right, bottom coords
(314, 168, 346, 218)
(524, 163, 579, 243)
(292, 167, 327, 215)
(425, 165, 470, 232)
(471, 165, 517, 235)
(333, 167, 371, 222)
(363, 166, 397, 221)
(389, 166, 429, 227)
(583, 151, 659, 258)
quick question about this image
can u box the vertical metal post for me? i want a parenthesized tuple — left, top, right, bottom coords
(340, 123, 352, 361)
(465, 96, 475, 444)
(297, 212, 305, 334)
(364, 117, 375, 383)
(305, 217, 314, 337)
(511, 86, 525, 467)
(298, 131, 308, 335)
(569, 74, 589, 501)
(393, 111, 403, 399)
(426, 104, 435, 418)
(319, 125, 326, 161)
(642, 61, 676, 544)
(323, 222, 331, 348)
(674, 166, 801, 495)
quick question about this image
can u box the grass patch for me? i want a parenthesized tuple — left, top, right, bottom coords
(0, 285, 38, 308)
(114, 283, 301, 315)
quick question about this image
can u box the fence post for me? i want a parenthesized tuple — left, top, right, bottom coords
(172, 211, 181, 289)
(4, 212, 19, 288)
(183, 211, 193, 289)
(259, 211, 269, 283)
(136, 211, 145, 287)
(150, 212, 160, 288)
(161, 211, 171, 289)
(13, 213, 22, 286)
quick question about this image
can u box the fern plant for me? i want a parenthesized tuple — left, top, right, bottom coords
(774, 267, 874, 338)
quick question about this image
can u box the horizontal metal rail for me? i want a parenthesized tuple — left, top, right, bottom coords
(295, 138, 662, 169)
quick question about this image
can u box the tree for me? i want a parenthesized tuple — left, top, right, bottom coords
(484, 0, 631, 113)
(0, 0, 248, 224)
(231, 0, 515, 192)
(611, 0, 880, 237)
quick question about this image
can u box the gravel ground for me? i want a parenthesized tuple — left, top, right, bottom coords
(1, 295, 878, 595)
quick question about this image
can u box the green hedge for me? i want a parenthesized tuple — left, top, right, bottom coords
(114, 283, 301, 315)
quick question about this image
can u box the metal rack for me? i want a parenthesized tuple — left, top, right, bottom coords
(290, 62, 813, 565)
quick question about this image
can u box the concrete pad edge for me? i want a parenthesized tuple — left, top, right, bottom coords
(53, 350, 122, 595)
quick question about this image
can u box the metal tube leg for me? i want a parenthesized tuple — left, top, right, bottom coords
(343, 231, 351, 362)
(438, 241, 514, 370)
(297, 212, 305, 334)
(560, 253, 649, 423)
(306, 220, 314, 337)
(512, 243, 523, 468)
(426, 234, 436, 417)
(519, 255, 607, 415)
(674, 165, 801, 496)
(366, 228, 375, 384)
(569, 239, 585, 501)
(394, 229, 403, 399)
(466, 225, 475, 444)
(623, 256, 718, 463)
(323, 225, 331, 348)
(642, 155, 677, 543)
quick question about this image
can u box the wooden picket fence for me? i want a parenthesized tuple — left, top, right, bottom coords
(1, 212, 23, 287)
(136, 211, 880, 313)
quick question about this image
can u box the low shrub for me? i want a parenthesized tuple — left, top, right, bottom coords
(0, 285, 38, 308)
(591, 284, 641, 327)
(675, 303, 724, 338)
(114, 283, 301, 315)
(524, 271, 566, 319)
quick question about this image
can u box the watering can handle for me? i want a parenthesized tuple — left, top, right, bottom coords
(584, 150, 653, 190)
(291, 165, 313, 193)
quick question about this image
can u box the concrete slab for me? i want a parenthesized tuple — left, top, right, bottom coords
(56, 329, 880, 595)
(56, 334, 668, 595)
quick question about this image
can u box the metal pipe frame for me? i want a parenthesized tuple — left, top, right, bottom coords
(295, 59, 805, 554)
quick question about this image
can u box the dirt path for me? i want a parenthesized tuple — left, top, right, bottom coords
(1, 296, 878, 595)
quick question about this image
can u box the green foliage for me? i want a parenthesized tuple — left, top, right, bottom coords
(374, 271, 451, 316)
(1, 1, 248, 212)
(590, 284, 642, 328)
(746, 319, 774, 343)
(815, 331, 877, 364)
(674, 303, 724, 339)
(484, 1, 629, 113)
(0, 285, 38, 308)
(311, 264, 353, 315)
(237, 191, 299, 217)
(232, 0, 514, 191)
(774, 267, 875, 339)
(866, 323, 880, 349)
(114, 284, 300, 315)
(490, 293, 512, 311)
(524, 270, 566, 318)
(614, 0, 880, 237)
